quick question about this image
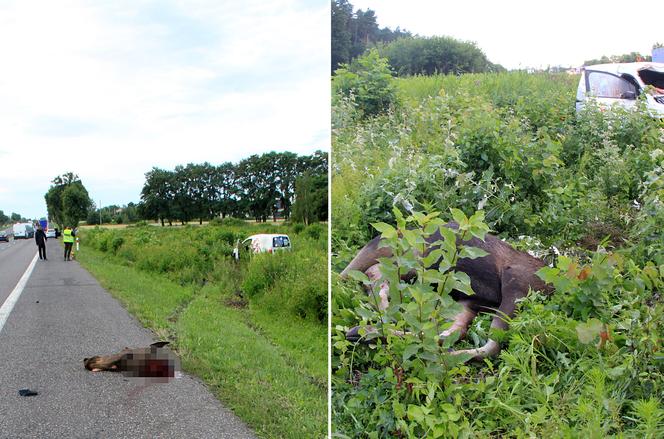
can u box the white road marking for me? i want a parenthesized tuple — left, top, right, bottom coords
(0, 252, 39, 334)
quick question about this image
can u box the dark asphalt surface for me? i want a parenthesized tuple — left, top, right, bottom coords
(0, 238, 36, 307)
(0, 238, 256, 438)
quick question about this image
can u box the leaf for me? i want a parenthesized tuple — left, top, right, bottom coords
(450, 208, 468, 227)
(422, 249, 443, 268)
(452, 271, 474, 295)
(356, 308, 375, 321)
(403, 344, 420, 361)
(459, 245, 489, 260)
(407, 404, 425, 423)
(576, 318, 603, 344)
(402, 229, 420, 248)
(536, 266, 559, 284)
(577, 266, 592, 280)
(371, 222, 397, 239)
(346, 269, 370, 284)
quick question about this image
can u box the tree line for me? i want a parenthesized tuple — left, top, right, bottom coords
(0, 211, 26, 225)
(584, 51, 653, 66)
(139, 151, 327, 225)
(44, 151, 327, 228)
(332, 0, 502, 77)
(332, 0, 411, 72)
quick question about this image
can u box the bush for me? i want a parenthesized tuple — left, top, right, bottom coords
(332, 70, 664, 437)
(78, 221, 327, 323)
(216, 217, 247, 227)
(380, 35, 498, 76)
(305, 223, 324, 240)
(333, 49, 400, 118)
(242, 241, 327, 323)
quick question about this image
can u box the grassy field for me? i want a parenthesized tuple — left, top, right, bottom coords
(76, 220, 327, 439)
(332, 69, 664, 437)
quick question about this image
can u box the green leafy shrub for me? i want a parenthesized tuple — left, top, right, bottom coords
(305, 223, 324, 240)
(333, 49, 400, 118)
(332, 69, 664, 437)
(79, 221, 327, 324)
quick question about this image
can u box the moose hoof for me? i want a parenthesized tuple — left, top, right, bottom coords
(346, 325, 380, 343)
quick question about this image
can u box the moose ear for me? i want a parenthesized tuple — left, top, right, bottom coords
(150, 341, 169, 348)
(83, 357, 89, 362)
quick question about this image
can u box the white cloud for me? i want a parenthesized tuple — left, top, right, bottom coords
(0, 0, 330, 218)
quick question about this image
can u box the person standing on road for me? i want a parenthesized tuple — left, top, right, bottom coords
(35, 225, 48, 260)
(63, 226, 75, 261)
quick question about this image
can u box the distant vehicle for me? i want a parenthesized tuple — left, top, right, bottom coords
(45, 228, 56, 239)
(0, 231, 9, 242)
(13, 223, 34, 239)
(233, 234, 292, 260)
(575, 62, 664, 117)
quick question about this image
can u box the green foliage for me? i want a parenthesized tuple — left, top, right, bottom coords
(139, 151, 327, 225)
(292, 170, 328, 225)
(45, 172, 93, 228)
(242, 233, 327, 323)
(584, 51, 652, 66)
(76, 245, 326, 439)
(333, 70, 664, 436)
(379, 36, 502, 76)
(333, 49, 400, 118)
(331, 0, 411, 72)
(333, 215, 664, 437)
(82, 221, 327, 324)
(305, 223, 325, 240)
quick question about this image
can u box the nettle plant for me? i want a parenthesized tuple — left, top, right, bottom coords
(338, 208, 490, 436)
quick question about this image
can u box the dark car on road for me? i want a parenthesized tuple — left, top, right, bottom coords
(0, 231, 9, 242)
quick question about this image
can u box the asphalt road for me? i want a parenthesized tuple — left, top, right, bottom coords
(0, 238, 256, 438)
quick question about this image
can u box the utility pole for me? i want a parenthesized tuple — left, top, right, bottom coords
(99, 200, 102, 225)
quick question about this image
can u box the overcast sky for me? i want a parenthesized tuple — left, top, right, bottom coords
(0, 0, 330, 220)
(352, 0, 662, 70)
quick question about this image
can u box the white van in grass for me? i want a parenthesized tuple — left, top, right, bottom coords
(575, 62, 664, 117)
(233, 234, 291, 260)
(13, 223, 34, 239)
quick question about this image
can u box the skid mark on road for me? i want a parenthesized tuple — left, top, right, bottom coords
(0, 252, 38, 334)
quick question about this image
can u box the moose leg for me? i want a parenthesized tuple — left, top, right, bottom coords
(346, 264, 390, 343)
(346, 264, 416, 343)
(439, 300, 477, 340)
(365, 264, 390, 311)
(449, 266, 527, 361)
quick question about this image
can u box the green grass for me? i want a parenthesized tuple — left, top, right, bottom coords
(332, 69, 664, 437)
(77, 247, 327, 439)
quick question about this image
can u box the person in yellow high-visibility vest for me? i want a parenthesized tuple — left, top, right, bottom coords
(63, 226, 75, 261)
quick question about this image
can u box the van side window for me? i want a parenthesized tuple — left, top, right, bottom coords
(272, 236, 290, 248)
(587, 71, 636, 99)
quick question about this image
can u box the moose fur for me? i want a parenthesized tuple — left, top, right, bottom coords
(341, 222, 552, 361)
(84, 341, 177, 379)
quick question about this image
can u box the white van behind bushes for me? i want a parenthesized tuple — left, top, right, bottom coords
(575, 62, 664, 117)
(233, 234, 291, 260)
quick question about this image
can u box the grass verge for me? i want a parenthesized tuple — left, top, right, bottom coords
(76, 248, 327, 439)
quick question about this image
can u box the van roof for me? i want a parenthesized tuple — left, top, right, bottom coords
(583, 62, 664, 75)
(245, 234, 289, 239)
